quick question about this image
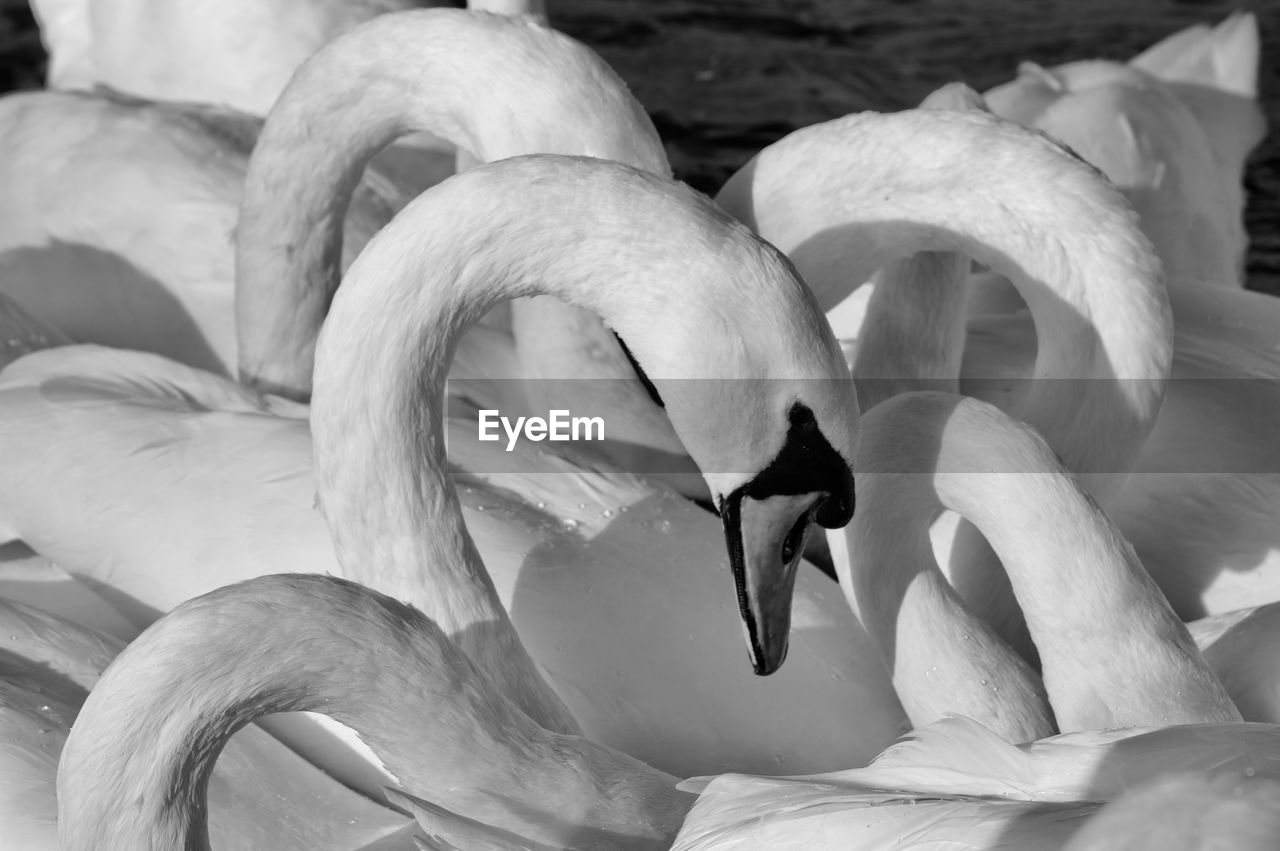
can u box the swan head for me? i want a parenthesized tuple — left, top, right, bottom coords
(313, 153, 862, 679)
(581, 173, 862, 678)
(713, 398, 855, 675)
(629, 238, 858, 675)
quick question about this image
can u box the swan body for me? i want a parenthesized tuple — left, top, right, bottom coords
(0, 591, 413, 850)
(0, 88, 404, 376)
(672, 717, 1280, 851)
(30, 0, 447, 115)
(0, 156, 894, 798)
(980, 12, 1265, 295)
(26, 0, 549, 197)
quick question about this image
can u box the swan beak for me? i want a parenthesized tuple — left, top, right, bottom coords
(721, 491, 825, 676)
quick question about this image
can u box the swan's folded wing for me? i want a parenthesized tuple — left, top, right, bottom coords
(672, 768, 1096, 850)
(1026, 723, 1280, 801)
(0, 347, 333, 628)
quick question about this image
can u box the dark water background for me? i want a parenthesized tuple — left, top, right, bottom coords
(3, 0, 1279, 292)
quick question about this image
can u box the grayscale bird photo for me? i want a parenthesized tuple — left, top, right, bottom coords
(1, 0, 1279, 848)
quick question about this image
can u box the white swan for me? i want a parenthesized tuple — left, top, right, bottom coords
(979, 11, 1265, 296)
(0, 590, 415, 849)
(0, 156, 898, 797)
(56, 573, 693, 850)
(0, 10, 650, 389)
(717, 88, 1280, 652)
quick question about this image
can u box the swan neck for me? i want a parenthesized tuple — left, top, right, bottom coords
(720, 110, 1174, 493)
(842, 480, 1054, 742)
(850, 396, 1238, 733)
(57, 577, 689, 850)
(235, 9, 669, 400)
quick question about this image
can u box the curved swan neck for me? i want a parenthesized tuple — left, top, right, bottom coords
(235, 8, 668, 400)
(309, 155, 852, 739)
(716, 109, 1174, 499)
(57, 576, 690, 850)
(837, 513, 1056, 743)
(846, 393, 1240, 734)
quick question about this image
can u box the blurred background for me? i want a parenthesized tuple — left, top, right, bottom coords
(2, 0, 1276, 292)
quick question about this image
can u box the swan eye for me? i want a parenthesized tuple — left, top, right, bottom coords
(781, 513, 809, 565)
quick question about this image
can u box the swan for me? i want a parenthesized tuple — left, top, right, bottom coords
(671, 716, 1280, 850)
(56, 573, 693, 850)
(0, 10, 653, 388)
(714, 86, 1280, 652)
(0, 156, 898, 797)
(978, 11, 1265, 296)
(0, 590, 416, 849)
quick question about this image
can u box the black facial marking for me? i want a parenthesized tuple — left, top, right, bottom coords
(613, 331, 665, 409)
(738, 402, 855, 528)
